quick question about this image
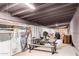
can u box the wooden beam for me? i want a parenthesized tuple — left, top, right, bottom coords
(1, 4, 18, 11)
(25, 7, 76, 20)
(27, 10, 74, 21)
(12, 9, 30, 15)
(46, 22, 69, 27)
(21, 4, 73, 18)
(28, 14, 73, 26)
(12, 4, 54, 15)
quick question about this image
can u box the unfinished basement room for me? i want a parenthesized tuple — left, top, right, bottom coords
(0, 3, 79, 56)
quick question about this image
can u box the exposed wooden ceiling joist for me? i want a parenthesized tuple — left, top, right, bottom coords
(1, 4, 18, 11)
(12, 9, 30, 15)
(28, 11, 74, 22)
(0, 3, 78, 27)
(12, 4, 55, 16)
(21, 4, 73, 18)
(26, 8, 76, 20)
(29, 14, 73, 26)
(47, 22, 69, 27)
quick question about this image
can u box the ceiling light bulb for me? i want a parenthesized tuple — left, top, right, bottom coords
(25, 3, 36, 10)
(55, 24, 58, 26)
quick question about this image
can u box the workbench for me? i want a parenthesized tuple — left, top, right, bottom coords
(28, 43, 57, 54)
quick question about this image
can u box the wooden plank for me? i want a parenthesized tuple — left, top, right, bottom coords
(29, 44, 54, 48)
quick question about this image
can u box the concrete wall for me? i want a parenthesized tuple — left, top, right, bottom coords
(70, 5, 79, 55)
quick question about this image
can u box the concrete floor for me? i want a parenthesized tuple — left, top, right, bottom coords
(15, 44, 76, 56)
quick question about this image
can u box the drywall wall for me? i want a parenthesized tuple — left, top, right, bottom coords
(70, 5, 79, 55)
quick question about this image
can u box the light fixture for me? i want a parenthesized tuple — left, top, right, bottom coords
(55, 24, 58, 26)
(25, 3, 36, 10)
